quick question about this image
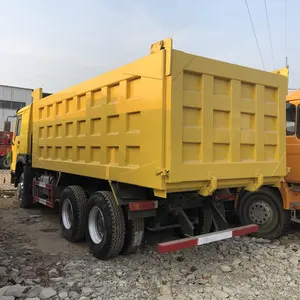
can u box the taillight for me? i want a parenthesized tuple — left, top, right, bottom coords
(129, 201, 158, 211)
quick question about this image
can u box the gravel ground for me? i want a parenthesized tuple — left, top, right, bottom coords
(0, 170, 15, 192)
(1, 196, 300, 300)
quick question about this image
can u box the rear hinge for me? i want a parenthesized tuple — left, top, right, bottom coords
(156, 169, 169, 178)
(198, 177, 217, 197)
(271, 67, 289, 77)
(245, 174, 263, 192)
(150, 40, 166, 54)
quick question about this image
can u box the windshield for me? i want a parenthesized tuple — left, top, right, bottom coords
(286, 102, 296, 136)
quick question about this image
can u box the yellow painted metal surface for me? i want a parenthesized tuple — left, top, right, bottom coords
(29, 38, 287, 196)
(285, 92, 300, 184)
(272, 67, 289, 77)
(166, 47, 287, 195)
(11, 105, 32, 172)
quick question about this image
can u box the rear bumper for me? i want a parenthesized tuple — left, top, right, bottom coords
(157, 224, 259, 254)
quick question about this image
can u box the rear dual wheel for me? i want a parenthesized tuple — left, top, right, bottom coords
(85, 191, 144, 260)
(122, 216, 144, 255)
(60, 186, 87, 242)
(60, 187, 144, 259)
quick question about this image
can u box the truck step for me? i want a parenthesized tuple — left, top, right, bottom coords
(291, 218, 300, 224)
(290, 202, 300, 207)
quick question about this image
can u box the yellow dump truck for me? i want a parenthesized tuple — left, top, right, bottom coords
(9, 39, 288, 259)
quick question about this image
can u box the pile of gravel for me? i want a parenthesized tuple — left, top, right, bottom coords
(1, 232, 300, 300)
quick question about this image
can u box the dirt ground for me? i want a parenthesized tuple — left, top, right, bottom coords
(0, 169, 15, 191)
(0, 196, 86, 257)
(2, 196, 300, 300)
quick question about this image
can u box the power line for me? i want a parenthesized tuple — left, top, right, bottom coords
(244, 0, 265, 70)
(284, 0, 288, 68)
(285, 0, 287, 55)
(264, 0, 275, 69)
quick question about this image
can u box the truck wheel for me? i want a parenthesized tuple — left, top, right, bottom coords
(121, 218, 144, 255)
(237, 187, 289, 239)
(0, 156, 10, 169)
(60, 186, 87, 242)
(195, 205, 214, 234)
(18, 172, 33, 209)
(86, 191, 125, 260)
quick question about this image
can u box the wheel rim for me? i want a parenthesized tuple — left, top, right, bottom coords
(248, 200, 273, 226)
(62, 198, 73, 230)
(88, 206, 105, 244)
(17, 179, 24, 203)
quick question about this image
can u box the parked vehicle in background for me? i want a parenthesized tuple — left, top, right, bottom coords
(217, 87, 300, 241)
(9, 39, 288, 260)
(0, 131, 13, 169)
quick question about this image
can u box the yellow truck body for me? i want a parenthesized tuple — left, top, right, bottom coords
(30, 38, 287, 197)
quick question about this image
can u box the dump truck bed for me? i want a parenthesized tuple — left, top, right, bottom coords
(32, 39, 287, 196)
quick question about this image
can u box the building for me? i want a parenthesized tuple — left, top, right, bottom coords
(0, 85, 32, 131)
(289, 88, 300, 94)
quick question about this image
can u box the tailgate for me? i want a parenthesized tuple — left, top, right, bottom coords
(167, 48, 288, 191)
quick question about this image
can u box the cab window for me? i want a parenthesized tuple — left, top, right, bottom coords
(286, 103, 296, 136)
(15, 116, 22, 138)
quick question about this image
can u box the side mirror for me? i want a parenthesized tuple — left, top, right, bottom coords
(4, 121, 11, 133)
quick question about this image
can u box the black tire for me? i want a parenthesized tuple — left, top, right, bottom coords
(0, 156, 10, 169)
(85, 191, 125, 260)
(237, 187, 289, 239)
(60, 186, 87, 242)
(195, 205, 214, 234)
(18, 168, 33, 209)
(121, 218, 144, 255)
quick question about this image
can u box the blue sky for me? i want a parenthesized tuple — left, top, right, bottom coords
(0, 0, 298, 92)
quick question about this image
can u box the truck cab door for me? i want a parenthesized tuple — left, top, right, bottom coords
(11, 115, 22, 172)
(11, 105, 32, 173)
(286, 102, 300, 183)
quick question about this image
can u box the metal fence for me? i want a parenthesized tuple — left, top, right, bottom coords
(0, 170, 16, 194)
(0, 170, 16, 209)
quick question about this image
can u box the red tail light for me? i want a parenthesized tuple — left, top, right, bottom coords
(129, 201, 158, 211)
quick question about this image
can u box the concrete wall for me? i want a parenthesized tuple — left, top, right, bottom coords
(0, 85, 32, 131)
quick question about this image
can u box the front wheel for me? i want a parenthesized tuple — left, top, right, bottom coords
(18, 172, 33, 209)
(237, 187, 289, 239)
(17, 173, 25, 207)
(85, 191, 125, 260)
